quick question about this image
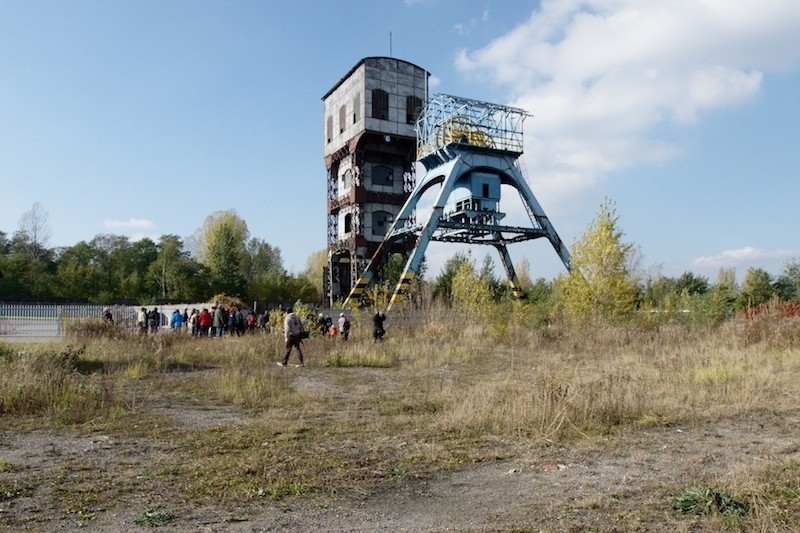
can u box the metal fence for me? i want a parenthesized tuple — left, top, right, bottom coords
(0, 303, 137, 339)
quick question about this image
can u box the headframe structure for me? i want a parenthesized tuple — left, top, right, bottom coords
(343, 93, 572, 310)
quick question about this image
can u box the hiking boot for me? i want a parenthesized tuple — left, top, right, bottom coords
(295, 364, 304, 368)
(277, 362, 286, 367)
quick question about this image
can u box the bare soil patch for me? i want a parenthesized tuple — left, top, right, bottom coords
(1, 363, 798, 531)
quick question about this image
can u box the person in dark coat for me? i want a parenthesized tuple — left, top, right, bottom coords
(372, 310, 386, 342)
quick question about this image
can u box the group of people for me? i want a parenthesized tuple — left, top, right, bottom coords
(279, 308, 388, 367)
(131, 303, 388, 369)
(313, 310, 385, 342)
(316, 312, 352, 340)
(135, 305, 269, 337)
(136, 307, 165, 335)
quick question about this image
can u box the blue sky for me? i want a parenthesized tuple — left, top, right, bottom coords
(2, 0, 799, 284)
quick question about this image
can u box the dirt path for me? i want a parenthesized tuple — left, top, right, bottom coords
(2, 373, 799, 531)
(3, 411, 798, 531)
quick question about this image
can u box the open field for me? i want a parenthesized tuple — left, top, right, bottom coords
(2, 312, 800, 531)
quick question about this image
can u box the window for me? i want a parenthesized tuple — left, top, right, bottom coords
(371, 89, 389, 120)
(372, 165, 393, 186)
(341, 169, 352, 189)
(326, 116, 333, 143)
(482, 183, 489, 198)
(344, 213, 352, 233)
(372, 210, 392, 237)
(406, 95, 422, 124)
(339, 105, 346, 134)
(352, 94, 360, 123)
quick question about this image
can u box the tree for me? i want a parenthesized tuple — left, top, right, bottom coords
(451, 256, 494, 317)
(196, 210, 249, 296)
(16, 202, 51, 260)
(514, 257, 534, 291)
(774, 259, 800, 301)
(300, 248, 327, 295)
(478, 253, 502, 298)
(54, 241, 101, 300)
(149, 235, 192, 300)
(243, 238, 285, 282)
(556, 199, 639, 322)
(715, 267, 737, 290)
(739, 267, 774, 307)
(434, 251, 473, 303)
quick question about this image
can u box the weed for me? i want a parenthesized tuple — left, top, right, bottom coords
(133, 510, 175, 527)
(0, 482, 35, 501)
(0, 459, 21, 473)
(262, 480, 307, 500)
(672, 486, 748, 517)
(388, 465, 407, 478)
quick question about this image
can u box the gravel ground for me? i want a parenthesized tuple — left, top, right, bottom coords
(2, 406, 798, 532)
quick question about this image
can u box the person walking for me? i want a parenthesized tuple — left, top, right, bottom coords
(279, 307, 305, 367)
(372, 310, 386, 342)
(137, 307, 147, 335)
(338, 312, 351, 341)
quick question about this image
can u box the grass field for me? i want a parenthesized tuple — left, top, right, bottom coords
(1, 310, 800, 530)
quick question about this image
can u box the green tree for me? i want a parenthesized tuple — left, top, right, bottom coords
(774, 259, 800, 301)
(149, 235, 199, 300)
(451, 256, 494, 316)
(54, 241, 100, 300)
(196, 210, 249, 296)
(434, 251, 472, 303)
(478, 253, 502, 299)
(739, 267, 774, 307)
(243, 238, 285, 282)
(300, 248, 327, 296)
(556, 199, 639, 322)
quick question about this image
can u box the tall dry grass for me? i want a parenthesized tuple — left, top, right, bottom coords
(2, 310, 800, 525)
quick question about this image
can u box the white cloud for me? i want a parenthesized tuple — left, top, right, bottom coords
(454, 9, 490, 35)
(103, 218, 157, 230)
(454, 0, 800, 212)
(692, 247, 799, 269)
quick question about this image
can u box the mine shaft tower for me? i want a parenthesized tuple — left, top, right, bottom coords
(322, 57, 429, 306)
(344, 93, 572, 310)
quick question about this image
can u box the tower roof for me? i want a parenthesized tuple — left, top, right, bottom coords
(321, 56, 429, 101)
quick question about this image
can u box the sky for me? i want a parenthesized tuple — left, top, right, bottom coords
(2, 0, 799, 284)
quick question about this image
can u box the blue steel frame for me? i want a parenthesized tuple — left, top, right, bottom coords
(343, 94, 572, 310)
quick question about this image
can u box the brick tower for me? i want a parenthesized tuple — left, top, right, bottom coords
(322, 57, 429, 305)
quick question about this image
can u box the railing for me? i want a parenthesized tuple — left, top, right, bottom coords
(0, 304, 186, 339)
(0, 303, 110, 339)
(416, 93, 530, 160)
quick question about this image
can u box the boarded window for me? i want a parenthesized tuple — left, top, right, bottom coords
(339, 105, 346, 134)
(371, 89, 389, 120)
(372, 165, 393, 186)
(341, 169, 352, 189)
(372, 210, 392, 237)
(326, 116, 333, 143)
(406, 95, 422, 124)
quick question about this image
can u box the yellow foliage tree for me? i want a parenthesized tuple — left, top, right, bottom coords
(556, 199, 639, 323)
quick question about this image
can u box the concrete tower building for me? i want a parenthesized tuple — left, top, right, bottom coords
(322, 57, 429, 305)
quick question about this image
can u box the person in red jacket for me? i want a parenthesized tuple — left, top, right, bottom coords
(197, 308, 212, 337)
